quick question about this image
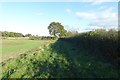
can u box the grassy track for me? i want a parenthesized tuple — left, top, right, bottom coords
(0, 39, 119, 78)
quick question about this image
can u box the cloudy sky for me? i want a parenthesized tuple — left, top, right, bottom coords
(0, 0, 118, 36)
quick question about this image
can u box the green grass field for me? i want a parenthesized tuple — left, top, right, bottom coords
(0, 39, 119, 78)
(1, 39, 54, 62)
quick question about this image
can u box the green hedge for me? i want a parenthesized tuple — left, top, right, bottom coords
(61, 29, 119, 66)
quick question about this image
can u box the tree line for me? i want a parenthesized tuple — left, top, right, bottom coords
(0, 31, 56, 40)
(1, 22, 79, 40)
(1, 31, 36, 37)
(1, 31, 24, 37)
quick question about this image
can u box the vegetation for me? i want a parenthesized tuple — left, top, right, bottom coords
(48, 22, 67, 38)
(1, 40, 54, 63)
(62, 29, 119, 66)
(1, 31, 55, 40)
(29, 36, 56, 40)
(1, 31, 24, 37)
(2, 40, 45, 55)
(1, 39, 119, 78)
(1, 24, 119, 78)
(66, 31, 79, 37)
(24, 34, 32, 37)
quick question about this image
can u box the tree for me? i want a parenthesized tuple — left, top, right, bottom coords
(48, 22, 66, 38)
(25, 34, 32, 37)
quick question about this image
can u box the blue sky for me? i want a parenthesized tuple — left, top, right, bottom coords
(0, 1, 118, 36)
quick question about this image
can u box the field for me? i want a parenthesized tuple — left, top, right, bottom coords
(1, 39, 54, 62)
(1, 2, 118, 79)
(0, 39, 119, 78)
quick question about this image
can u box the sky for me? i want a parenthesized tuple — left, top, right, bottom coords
(0, 0, 118, 36)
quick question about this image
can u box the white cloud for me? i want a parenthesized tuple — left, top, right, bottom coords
(76, 7, 117, 29)
(89, 11, 117, 27)
(66, 9, 71, 13)
(79, 0, 119, 5)
(91, 0, 117, 5)
(76, 12, 97, 20)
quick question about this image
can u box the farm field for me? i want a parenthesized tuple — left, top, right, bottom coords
(1, 39, 55, 62)
(0, 39, 119, 78)
(1, 2, 118, 79)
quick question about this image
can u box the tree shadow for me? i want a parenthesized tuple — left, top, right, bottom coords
(1, 38, 119, 78)
(49, 38, 119, 78)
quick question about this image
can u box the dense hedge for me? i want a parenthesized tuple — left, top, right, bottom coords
(61, 29, 119, 66)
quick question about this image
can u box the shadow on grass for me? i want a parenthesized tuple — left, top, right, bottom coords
(1, 38, 119, 78)
(49, 38, 119, 78)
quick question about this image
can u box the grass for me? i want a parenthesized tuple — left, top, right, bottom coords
(0, 39, 119, 78)
(50, 40, 119, 78)
(1, 39, 55, 62)
(2, 40, 43, 55)
(1, 40, 69, 78)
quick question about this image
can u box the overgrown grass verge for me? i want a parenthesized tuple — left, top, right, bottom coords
(50, 39, 119, 78)
(1, 41, 70, 78)
(0, 38, 119, 78)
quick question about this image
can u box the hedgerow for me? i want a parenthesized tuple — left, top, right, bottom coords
(61, 29, 119, 66)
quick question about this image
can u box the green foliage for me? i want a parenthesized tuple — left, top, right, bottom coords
(1, 31, 56, 40)
(66, 31, 79, 37)
(24, 34, 32, 37)
(1, 42, 70, 78)
(48, 22, 66, 37)
(1, 39, 119, 78)
(29, 36, 56, 40)
(1, 31, 24, 37)
(62, 29, 119, 66)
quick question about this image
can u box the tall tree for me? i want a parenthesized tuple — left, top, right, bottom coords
(48, 22, 66, 38)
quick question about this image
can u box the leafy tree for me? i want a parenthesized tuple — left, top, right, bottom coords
(9, 32, 15, 37)
(25, 34, 32, 37)
(48, 22, 66, 38)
